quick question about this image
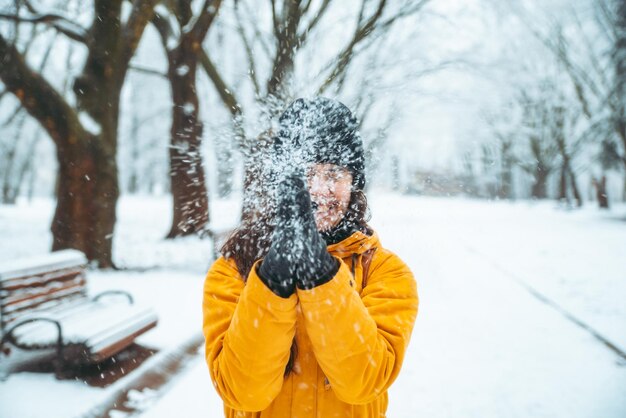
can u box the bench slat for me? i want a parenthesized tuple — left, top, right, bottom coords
(0, 250, 87, 282)
(2, 276, 86, 311)
(0, 266, 85, 292)
(3, 297, 93, 331)
(2, 286, 87, 326)
(1, 252, 88, 331)
(11, 303, 157, 348)
(88, 319, 158, 362)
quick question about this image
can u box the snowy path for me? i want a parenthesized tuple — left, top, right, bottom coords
(138, 195, 626, 418)
(383, 197, 626, 417)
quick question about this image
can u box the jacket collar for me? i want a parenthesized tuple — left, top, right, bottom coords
(327, 230, 380, 258)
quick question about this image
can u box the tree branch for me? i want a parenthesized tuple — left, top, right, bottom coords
(172, 0, 193, 26)
(128, 64, 167, 78)
(241, 0, 272, 57)
(298, 0, 331, 45)
(0, 33, 88, 148)
(199, 49, 243, 118)
(188, 0, 223, 44)
(376, 0, 431, 32)
(318, 0, 431, 94)
(270, 0, 279, 37)
(151, 8, 175, 41)
(0, 12, 88, 43)
(121, 0, 160, 68)
(200, 50, 247, 148)
(266, 0, 305, 98)
(317, 0, 388, 94)
(594, 0, 619, 44)
(301, 0, 313, 14)
(234, 1, 261, 96)
(571, 10, 611, 93)
(1, 31, 57, 127)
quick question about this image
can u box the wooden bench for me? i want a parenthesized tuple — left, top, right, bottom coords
(0, 250, 158, 378)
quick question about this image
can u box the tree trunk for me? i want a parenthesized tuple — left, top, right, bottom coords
(152, 2, 221, 237)
(391, 155, 401, 191)
(593, 176, 609, 209)
(89, 129, 120, 268)
(51, 139, 98, 258)
(0, 1, 156, 267)
(165, 41, 209, 238)
(70, 1, 124, 268)
(0, 33, 113, 265)
(567, 164, 582, 207)
(558, 165, 568, 203)
(531, 166, 549, 199)
(52, 92, 119, 269)
(616, 0, 626, 200)
(500, 149, 513, 200)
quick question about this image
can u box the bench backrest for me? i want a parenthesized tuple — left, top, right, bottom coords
(0, 250, 88, 333)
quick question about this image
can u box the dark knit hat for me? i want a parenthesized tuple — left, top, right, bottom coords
(276, 97, 366, 190)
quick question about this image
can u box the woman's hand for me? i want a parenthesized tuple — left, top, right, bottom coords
(258, 173, 338, 297)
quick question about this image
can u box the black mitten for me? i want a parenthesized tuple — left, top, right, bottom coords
(284, 174, 339, 290)
(257, 176, 299, 298)
(257, 174, 339, 296)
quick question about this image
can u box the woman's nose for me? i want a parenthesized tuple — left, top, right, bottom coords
(308, 175, 333, 196)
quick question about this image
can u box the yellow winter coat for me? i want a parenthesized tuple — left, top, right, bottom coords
(202, 230, 418, 417)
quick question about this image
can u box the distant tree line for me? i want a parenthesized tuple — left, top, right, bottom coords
(460, 0, 625, 208)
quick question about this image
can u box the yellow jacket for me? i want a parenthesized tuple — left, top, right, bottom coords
(202, 230, 418, 417)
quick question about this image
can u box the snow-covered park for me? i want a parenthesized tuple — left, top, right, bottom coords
(1, 1, 626, 417)
(1, 192, 624, 418)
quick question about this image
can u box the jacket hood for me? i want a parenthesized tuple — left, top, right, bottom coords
(327, 230, 380, 258)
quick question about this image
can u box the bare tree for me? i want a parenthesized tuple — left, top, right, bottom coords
(0, 0, 158, 267)
(151, 1, 223, 238)
(515, 89, 559, 199)
(512, 0, 626, 201)
(482, 107, 517, 200)
(611, 0, 626, 197)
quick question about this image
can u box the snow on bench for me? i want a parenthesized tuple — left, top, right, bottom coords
(0, 250, 158, 377)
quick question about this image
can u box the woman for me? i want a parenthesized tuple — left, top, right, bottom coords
(202, 97, 418, 417)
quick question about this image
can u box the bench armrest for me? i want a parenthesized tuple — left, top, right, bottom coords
(1, 317, 64, 357)
(1, 317, 68, 377)
(92, 290, 134, 304)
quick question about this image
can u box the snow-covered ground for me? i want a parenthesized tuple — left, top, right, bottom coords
(0, 193, 625, 418)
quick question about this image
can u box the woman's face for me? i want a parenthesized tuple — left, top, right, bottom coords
(306, 163, 353, 231)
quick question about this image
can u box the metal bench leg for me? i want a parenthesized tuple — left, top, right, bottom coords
(1, 318, 65, 378)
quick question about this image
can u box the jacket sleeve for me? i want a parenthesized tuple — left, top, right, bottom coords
(202, 257, 297, 411)
(297, 249, 418, 404)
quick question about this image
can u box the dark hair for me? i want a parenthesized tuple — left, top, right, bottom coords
(220, 189, 371, 376)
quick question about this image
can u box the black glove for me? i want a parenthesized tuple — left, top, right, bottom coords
(257, 173, 339, 297)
